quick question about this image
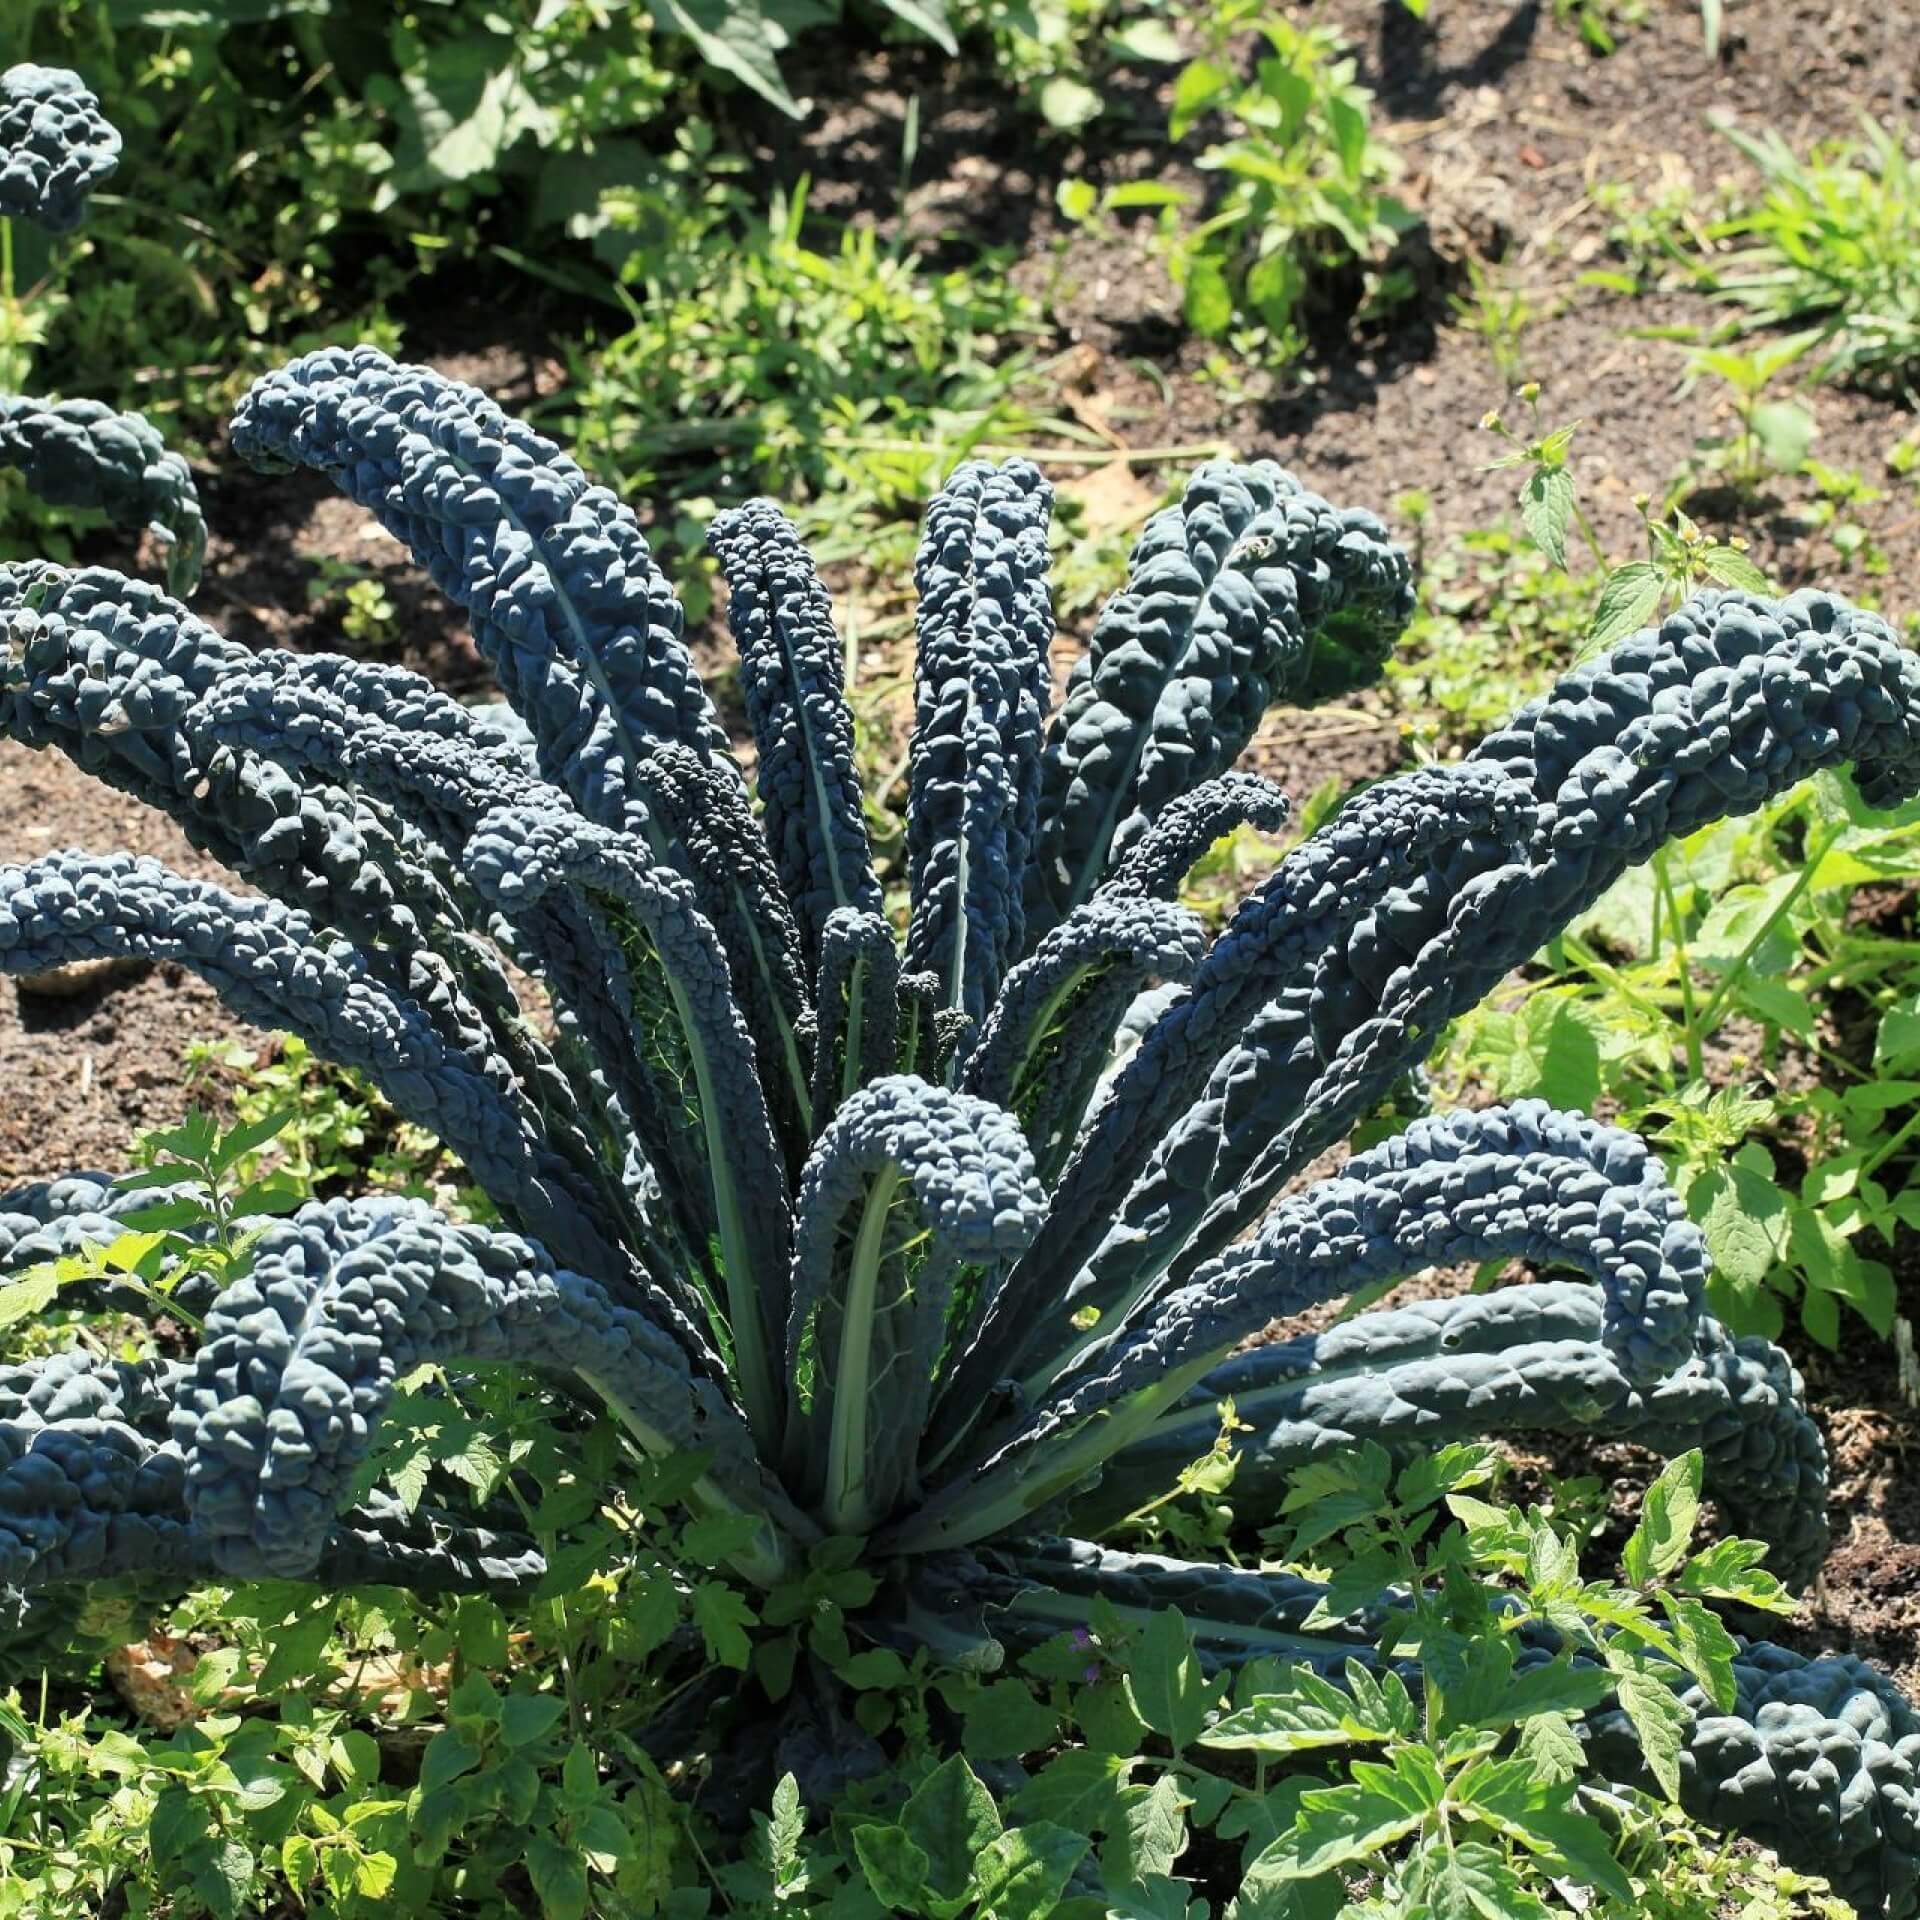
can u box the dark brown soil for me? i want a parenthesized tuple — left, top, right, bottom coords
(5, 0, 1920, 1709)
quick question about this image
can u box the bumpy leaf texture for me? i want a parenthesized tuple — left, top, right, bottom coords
(785, 1076, 1045, 1531)
(1020, 594, 1920, 1387)
(169, 1198, 804, 1581)
(1074, 1282, 1830, 1586)
(0, 398, 205, 597)
(904, 458, 1054, 1033)
(1023, 460, 1414, 939)
(709, 499, 883, 975)
(0, 852, 624, 1286)
(0, 65, 118, 234)
(901, 1101, 1712, 1555)
(226, 346, 813, 1141)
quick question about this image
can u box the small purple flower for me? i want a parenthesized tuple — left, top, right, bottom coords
(1083, 1663, 1103, 1686)
(1070, 1626, 1092, 1649)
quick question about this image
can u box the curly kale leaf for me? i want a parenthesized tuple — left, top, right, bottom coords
(811, 908, 901, 1127)
(959, 893, 1206, 1187)
(229, 346, 727, 773)
(905, 1102, 1707, 1552)
(171, 1198, 808, 1584)
(640, 743, 814, 1155)
(710, 499, 882, 973)
(0, 568, 478, 968)
(990, 764, 1532, 1375)
(785, 1077, 1045, 1533)
(1083, 1282, 1829, 1586)
(1068, 594, 1920, 1320)
(1098, 770, 1293, 902)
(904, 459, 1054, 1034)
(1023, 462, 1413, 938)
(0, 65, 118, 234)
(0, 851, 629, 1288)
(227, 351, 814, 1137)
(0, 400, 204, 596)
(464, 799, 794, 1445)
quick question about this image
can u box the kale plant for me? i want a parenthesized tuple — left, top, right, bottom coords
(0, 344, 1916, 1912)
(0, 64, 205, 595)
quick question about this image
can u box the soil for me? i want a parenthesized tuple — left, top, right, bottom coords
(5, 0, 1920, 1708)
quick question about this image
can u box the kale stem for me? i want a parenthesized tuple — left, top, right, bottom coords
(1653, 852, 1705, 1084)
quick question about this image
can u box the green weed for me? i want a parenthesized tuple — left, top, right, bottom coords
(1059, 3, 1416, 363)
(1623, 115, 1920, 384)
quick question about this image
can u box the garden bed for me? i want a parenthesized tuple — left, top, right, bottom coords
(5, 0, 1920, 1826)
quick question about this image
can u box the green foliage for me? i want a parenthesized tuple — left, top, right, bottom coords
(1439, 765, 1920, 1346)
(0, 0, 1084, 459)
(1386, 524, 1600, 758)
(1674, 329, 1822, 499)
(1420, 421, 1920, 1352)
(1552, 0, 1651, 55)
(562, 143, 1055, 574)
(0, 1391, 1857, 1920)
(184, 1034, 461, 1203)
(1484, 395, 1769, 650)
(1629, 114, 1920, 383)
(952, 0, 1143, 133)
(1449, 257, 1547, 390)
(1058, 4, 1415, 361)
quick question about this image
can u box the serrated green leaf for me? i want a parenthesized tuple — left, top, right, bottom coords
(500, 1692, 566, 1749)
(855, 1821, 932, 1908)
(281, 1830, 318, 1890)
(1516, 1712, 1585, 1783)
(0, 1267, 64, 1330)
(961, 1679, 1061, 1763)
(973, 1820, 1088, 1920)
(1115, 1772, 1188, 1883)
(1247, 1778, 1424, 1882)
(1700, 542, 1772, 591)
(766, 1771, 806, 1878)
(526, 1833, 590, 1920)
(1623, 1450, 1703, 1586)
(1014, 1748, 1132, 1832)
(1452, 1760, 1633, 1901)
(1125, 1609, 1221, 1752)
(356, 1850, 398, 1897)
(1690, 1160, 1790, 1292)
(1201, 1668, 1398, 1753)
(1678, 1537, 1793, 1612)
(1416, 1838, 1553, 1920)
(690, 1582, 756, 1670)
(1616, 1671, 1690, 1801)
(1589, 562, 1665, 648)
(902, 1754, 1002, 1901)
(1657, 1593, 1739, 1710)
(653, 0, 803, 116)
(1520, 465, 1574, 567)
